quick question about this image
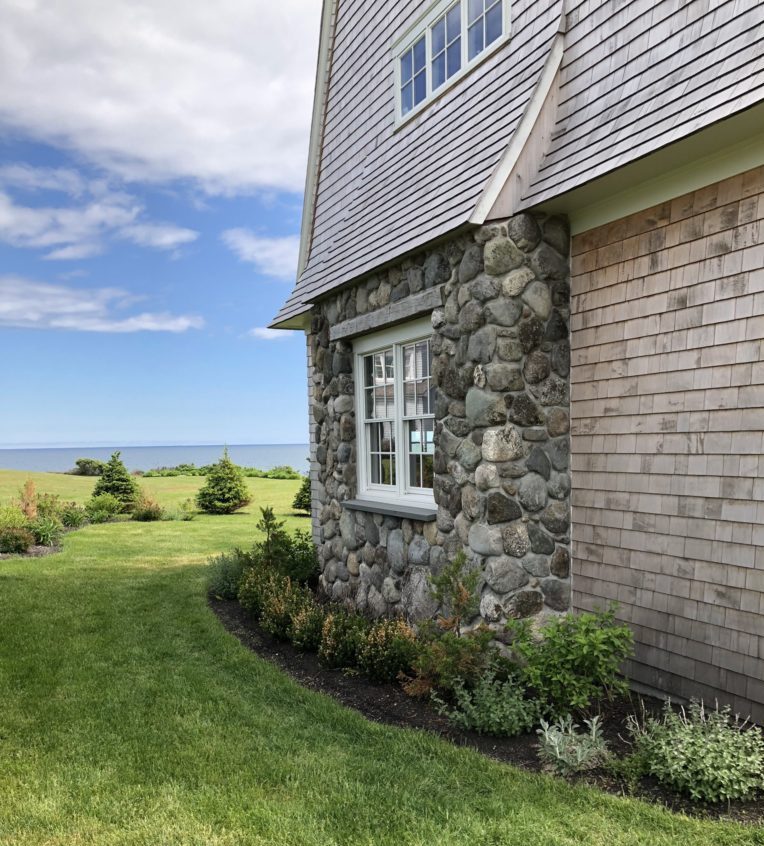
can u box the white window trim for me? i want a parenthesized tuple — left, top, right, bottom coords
(393, 0, 512, 128)
(353, 318, 435, 508)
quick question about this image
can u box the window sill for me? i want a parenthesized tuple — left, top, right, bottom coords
(343, 498, 437, 522)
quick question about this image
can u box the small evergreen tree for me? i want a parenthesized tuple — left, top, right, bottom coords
(93, 451, 139, 511)
(196, 449, 251, 514)
(292, 475, 311, 514)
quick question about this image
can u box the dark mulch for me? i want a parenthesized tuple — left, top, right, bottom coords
(210, 596, 764, 826)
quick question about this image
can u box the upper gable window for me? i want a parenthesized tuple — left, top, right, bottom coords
(394, 0, 510, 124)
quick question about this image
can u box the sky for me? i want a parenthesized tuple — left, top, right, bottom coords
(0, 0, 321, 447)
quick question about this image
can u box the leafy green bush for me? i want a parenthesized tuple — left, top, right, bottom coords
(132, 494, 164, 522)
(0, 527, 35, 554)
(405, 627, 496, 697)
(248, 508, 318, 585)
(0, 505, 29, 531)
(628, 700, 764, 803)
(260, 577, 313, 641)
(508, 606, 633, 717)
(293, 475, 311, 514)
(85, 493, 122, 522)
(357, 618, 418, 683)
(93, 452, 139, 511)
(195, 449, 251, 514)
(71, 458, 106, 476)
(318, 609, 370, 669)
(290, 598, 326, 652)
(30, 516, 63, 546)
(143, 463, 303, 479)
(429, 550, 479, 636)
(36, 493, 62, 520)
(433, 667, 541, 737)
(207, 549, 251, 600)
(537, 715, 610, 776)
(60, 503, 88, 529)
(238, 564, 276, 619)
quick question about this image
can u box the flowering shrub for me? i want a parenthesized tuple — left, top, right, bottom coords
(357, 619, 418, 683)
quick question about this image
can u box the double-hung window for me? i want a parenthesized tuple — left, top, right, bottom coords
(394, 0, 510, 123)
(354, 319, 435, 507)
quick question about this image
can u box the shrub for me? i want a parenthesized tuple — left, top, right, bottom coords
(60, 503, 88, 529)
(260, 577, 312, 641)
(0, 527, 35, 554)
(132, 494, 164, 522)
(357, 619, 418, 683)
(18, 479, 37, 520)
(434, 668, 541, 737)
(36, 493, 62, 520)
(207, 549, 251, 600)
(405, 626, 496, 697)
(196, 449, 251, 514)
(429, 549, 479, 636)
(178, 498, 197, 521)
(293, 475, 311, 514)
(238, 564, 276, 619)
(290, 598, 326, 652)
(318, 609, 369, 669)
(507, 606, 633, 717)
(628, 700, 764, 803)
(85, 493, 122, 522)
(0, 505, 29, 531)
(30, 516, 63, 546)
(249, 508, 318, 585)
(537, 715, 610, 776)
(71, 458, 106, 476)
(93, 452, 139, 511)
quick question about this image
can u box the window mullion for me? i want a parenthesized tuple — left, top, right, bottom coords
(395, 342, 405, 498)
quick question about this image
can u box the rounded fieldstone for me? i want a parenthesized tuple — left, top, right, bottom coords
(340, 414, 355, 441)
(485, 298, 521, 327)
(541, 577, 571, 611)
(446, 415, 471, 437)
(473, 364, 487, 388)
(546, 437, 570, 471)
(429, 545, 446, 574)
(458, 299, 484, 331)
(552, 342, 571, 377)
(521, 280, 553, 320)
(459, 244, 484, 284)
(518, 473, 548, 512)
(402, 567, 439, 621)
(544, 309, 568, 342)
(486, 363, 524, 392)
(543, 216, 570, 257)
(527, 521, 555, 554)
(454, 512, 470, 545)
(382, 576, 402, 604)
(526, 445, 551, 480)
(337, 442, 352, 464)
(530, 375, 569, 406)
(468, 522, 504, 556)
(484, 236, 524, 275)
(501, 522, 530, 557)
(482, 425, 524, 461)
(437, 506, 455, 533)
(387, 529, 406, 574)
(540, 500, 570, 535)
(466, 388, 506, 427)
(550, 546, 570, 578)
(480, 589, 505, 623)
(486, 490, 522, 524)
(439, 426, 462, 458)
(530, 242, 568, 280)
(510, 590, 544, 618)
(484, 555, 529, 593)
(547, 471, 571, 500)
(332, 580, 352, 602)
(339, 509, 359, 550)
(547, 408, 570, 437)
(408, 535, 430, 566)
(367, 585, 387, 617)
(475, 463, 500, 491)
(408, 267, 424, 294)
(508, 393, 545, 427)
(456, 437, 482, 470)
(497, 337, 524, 362)
(461, 485, 483, 521)
(424, 252, 451, 287)
(523, 350, 551, 384)
(507, 213, 542, 252)
(522, 553, 550, 578)
(467, 325, 497, 363)
(432, 308, 446, 329)
(501, 267, 535, 297)
(518, 317, 544, 353)
(470, 275, 499, 302)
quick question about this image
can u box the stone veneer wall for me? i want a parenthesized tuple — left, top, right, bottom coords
(308, 213, 572, 626)
(570, 166, 764, 722)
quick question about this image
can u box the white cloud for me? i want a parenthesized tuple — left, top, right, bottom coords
(0, 275, 204, 333)
(222, 229, 299, 280)
(248, 326, 291, 340)
(0, 164, 87, 196)
(0, 1, 320, 195)
(119, 223, 199, 250)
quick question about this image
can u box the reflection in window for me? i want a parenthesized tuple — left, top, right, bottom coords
(431, 2, 462, 90)
(468, 0, 503, 60)
(400, 35, 427, 116)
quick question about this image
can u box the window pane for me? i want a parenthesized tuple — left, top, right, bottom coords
(485, 0, 502, 45)
(447, 3, 461, 40)
(447, 38, 461, 77)
(431, 17, 445, 56)
(401, 81, 413, 115)
(413, 36, 426, 72)
(415, 341, 429, 378)
(421, 454, 434, 488)
(409, 454, 422, 488)
(433, 52, 446, 90)
(468, 19, 483, 59)
(422, 418, 435, 453)
(401, 50, 413, 83)
(413, 70, 426, 106)
(381, 456, 396, 485)
(384, 349, 394, 379)
(468, 0, 483, 24)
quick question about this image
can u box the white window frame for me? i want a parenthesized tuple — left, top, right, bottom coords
(393, 0, 512, 128)
(353, 318, 435, 508)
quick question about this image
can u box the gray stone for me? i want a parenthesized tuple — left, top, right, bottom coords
(461, 485, 483, 521)
(523, 350, 551, 384)
(459, 244, 484, 283)
(439, 426, 462, 458)
(367, 585, 387, 617)
(518, 317, 544, 353)
(473, 364, 487, 389)
(445, 415, 471, 438)
(541, 577, 571, 611)
(530, 242, 568, 281)
(475, 463, 500, 491)
(546, 408, 570, 437)
(508, 213, 542, 252)
(480, 589, 506, 622)
(340, 414, 355, 441)
(382, 576, 402, 604)
(458, 299, 484, 332)
(544, 309, 568, 342)
(337, 442, 352, 464)
(522, 554, 550, 578)
(552, 342, 571, 377)
(510, 590, 544, 618)
(523, 427, 548, 442)
(364, 513, 379, 546)
(482, 425, 524, 461)
(484, 298, 521, 327)
(424, 252, 451, 287)
(436, 506, 455, 533)
(518, 473, 548, 512)
(454, 512, 471, 545)
(496, 337, 523, 362)
(526, 446, 551, 480)
(390, 281, 410, 302)
(466, 388, 506, 427)
(331, 580, 351, 602)
(546, 437, 569, 471)
(486, 363, 524, 392)
(408, 535, 430, 566)
(484, 555, 529, 593)
(423, 520, 439, 546)
(484, 236, 525, 275)
(521, 280, 553, 320)
(550, 547, 570, 578)
(508, 393, 545, 426)
(429, 545, 446, 573)
(547, 471, 571, 500)
(502, 522, 530, 557)
(543, 216, 570, 257)
(468, 523, 503, 556)
(540, 500, 570, 535)
(486, 491, 522, 524)
(456, 436, 482, 470)
(501, 266, 535, 297)
(432, 308, 446, 329)
(401, 567, 439, 621)
(339, 508, 359, 550)
(527, 522, 555, 555)
(334, 394, 353, 414)
(530, 375, 569, 406)
(467, 325, 497, 363)
(387, 529, 406, 574)
(470, 275, 499, 302)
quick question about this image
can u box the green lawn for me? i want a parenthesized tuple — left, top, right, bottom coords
(0, 471, 760, 845)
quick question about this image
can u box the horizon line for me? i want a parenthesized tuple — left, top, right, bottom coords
(0, 442, 310, 451)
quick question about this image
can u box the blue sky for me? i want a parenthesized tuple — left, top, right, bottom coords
(0, 0, 320, 447)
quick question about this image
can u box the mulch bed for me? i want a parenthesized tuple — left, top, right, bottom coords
(211, 596, 764, 825)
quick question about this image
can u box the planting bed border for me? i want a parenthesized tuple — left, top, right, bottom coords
(211, 596, 764, 826)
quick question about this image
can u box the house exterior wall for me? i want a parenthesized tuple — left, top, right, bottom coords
(308, 215, 572, 626)
(570, 165, 764, 723)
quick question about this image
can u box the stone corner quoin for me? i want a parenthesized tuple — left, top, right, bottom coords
(308, 212, 572, 630)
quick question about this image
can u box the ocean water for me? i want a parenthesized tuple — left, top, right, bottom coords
(0, 444, 310, 474)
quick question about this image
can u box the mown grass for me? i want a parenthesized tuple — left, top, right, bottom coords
(0, 470, 761, 845)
